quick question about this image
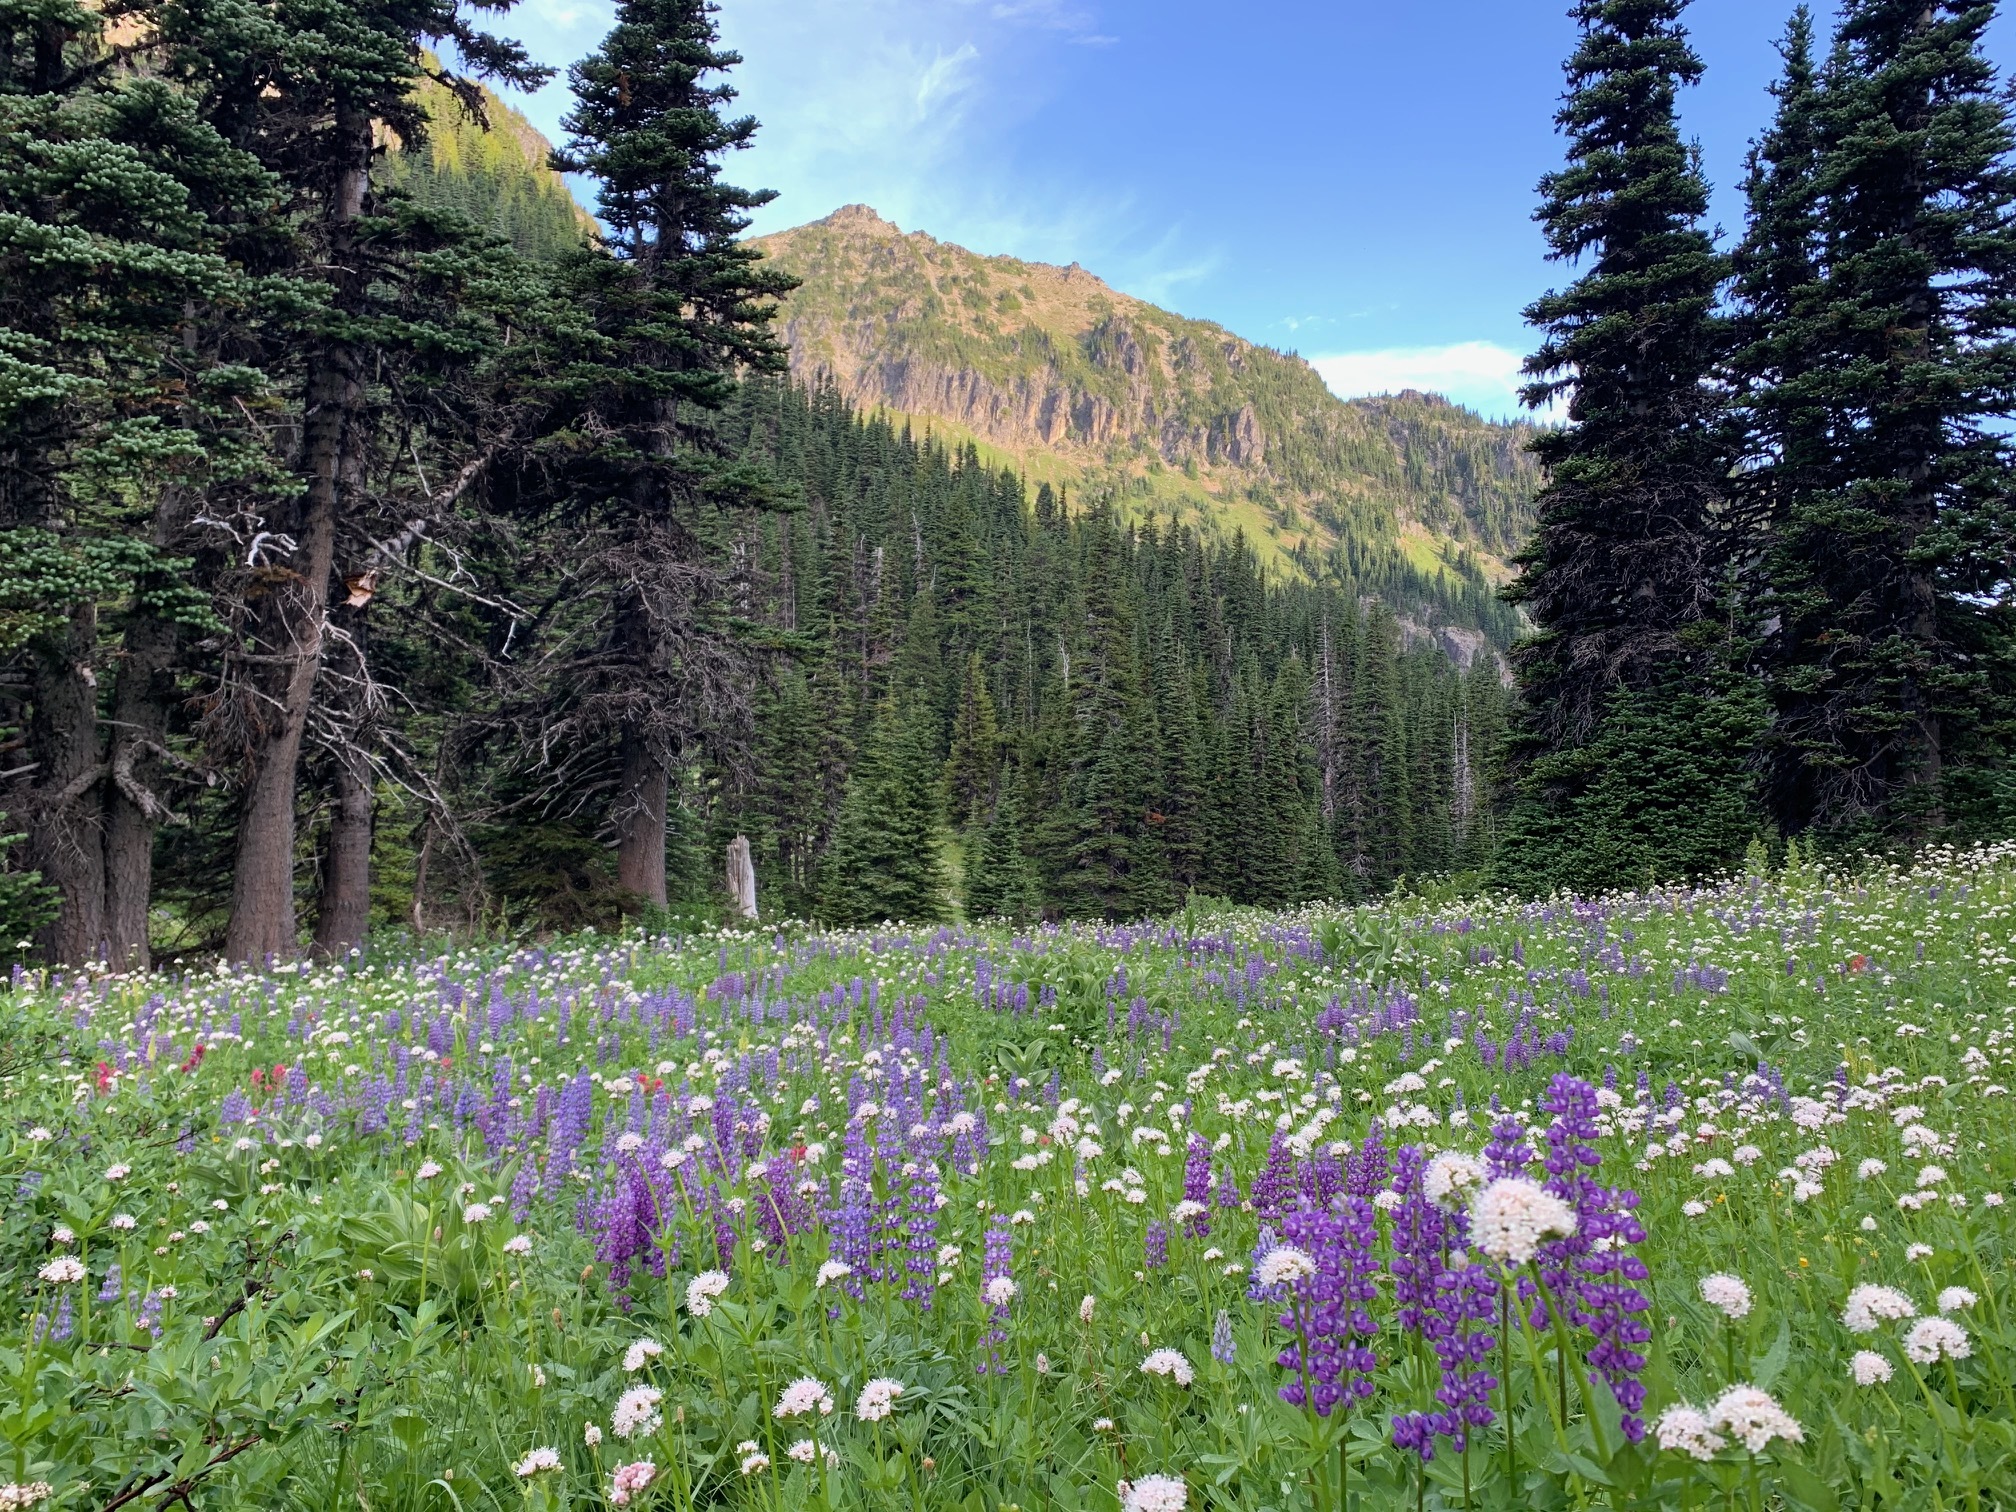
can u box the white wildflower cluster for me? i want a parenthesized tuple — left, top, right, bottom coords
(1139, 1348, 1195, 1386)
(773, 1376, 835, 1419)
(684, 1270, 730, 1317)
(855, 1377, 905, 1422)
(1697, 1273, 1753, 1321)
(610, 1386, 662, 1440)
(1119, 1473, 1188, 1512)
(1469, 1177, 1577, 1265)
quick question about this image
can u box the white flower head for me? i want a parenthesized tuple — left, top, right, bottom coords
(1422, 1151, 1487, 1210)
(984, 1275, 1017, 1307)
(36, 1256, 86, 1285)
(1937, 1286, 1978, 1314)
(816, 1259, 853, 1289)
(622, 1338, 663, 1373)
(855, 1376, 905, 1422)
(1902, 1317, 1970, 1365)
(1120, 1473, 1188, 1512)
(1255, 1244, 1317, 1289)
(1850, 1350, 1894, 1386)
(1654, 1405, 1726, 1462)
(1079, 1293, 1096, 1323)
(1707, 1385, 1804, 1455)
(513, 1447, 562, 1477)
(685, 1269, 730, 1317)
(503, 1234, 533, 1256)
(462, 1202, 492, 1224)
(1469, 1177, 1577, 1265)
(1841, 1284, 1917, 1334)
(611, 1386, 662, 1439)
(1698, 1273, 1753, 1321)
(773, 1375, 834, 1419)
(1139, 1348, 1194, 1386)
(786, 1439, 838, 1469)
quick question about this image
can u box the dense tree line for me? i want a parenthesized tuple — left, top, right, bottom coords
(1498, 0, 2016, 892)
(0, 0, 1504, 961)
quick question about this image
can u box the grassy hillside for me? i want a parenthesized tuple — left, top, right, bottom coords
(750, 205, 1541, 594)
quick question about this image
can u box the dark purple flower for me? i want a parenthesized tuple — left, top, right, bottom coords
(1274, 1195, 1379, 1418)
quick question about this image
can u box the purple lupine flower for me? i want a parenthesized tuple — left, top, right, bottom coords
(979, 1215, 1014, 1375)
(1182, 1135, 1213, 1238)
(900, 1160, 940, 1310)
(1211, 1309, 1236, 1365)
(824, 1121, 879, 1297)
(1481, 1116, 1533, 1180)
(1532, 1075, 1652, 1442)
(1386, 1149, 1498, 1460)
(1145, 1220, 1169, 1270)
(1251, 1134, 1298, 1223)
(133, 1288, 169, 1337)
(95, 1264, 123, 1304)
(1274, 1195, 1380, 1418)
(752, 1154, 811, 1254)
(1344, 1124, 1389, 1198)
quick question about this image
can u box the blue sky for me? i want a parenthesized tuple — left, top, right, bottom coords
(495, 0, 2016, 420)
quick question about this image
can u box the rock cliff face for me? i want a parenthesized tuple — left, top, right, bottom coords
(750, 205, 1540, 586)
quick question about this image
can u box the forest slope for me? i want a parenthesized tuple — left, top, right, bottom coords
(751, 205, 1540, 595)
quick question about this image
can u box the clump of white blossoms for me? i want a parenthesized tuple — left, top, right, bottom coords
(1706, 1385, 1804, 1454)
(1698, 1273, 1753, 1321)
(1140, 1348, 1195, 1386)
(1902, 1317, 1970, 1365)
(1937, 1287, 1977, 1314)
(622, 1338, 662, 1373)
(773, 1376, 835, 1419)
(684, 1270, 730, 1317)
(1079, 1294, 1097, 1323)
(1120, 1473, 1188, 1512)
(512, 1447, 561, 1478)
(854, 1377, 905, 1422)
(1469, 1177, 1577, 1266)
(462, 1202, 491, 1224)
(583, 1423, 603, 1447)
(1654, 1405, 1726, 1462)
(737, 1441, 769, 1476)
(611, 1386, 662, 1439)
(984, 1275, 1018, 1307)
(1841, 1285, 1917, 1334)
(503, 1234, 533, 1256)
(1255, 1244, 1317, 1289)
(787, 1440, 838, 1468)
(1422, 1151, 1487, 1210)
(36, 1257, 85, 1285)
(1850, 1351, 1894, 1386)
(815, 1259, 853, 1289)
(0, 1484, 55, 1511)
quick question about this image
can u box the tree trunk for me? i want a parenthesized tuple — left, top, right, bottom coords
(102, 604, 180, 970)
(312, 746, 373, 959)
(27, 606, 106, 963)
(222, 102, 369, 962)
(614, 724, 669, 906)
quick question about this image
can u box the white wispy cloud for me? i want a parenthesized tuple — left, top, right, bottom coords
(1309, 341, 1537, 421)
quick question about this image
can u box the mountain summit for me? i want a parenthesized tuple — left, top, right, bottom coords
(750, 206, 1538, 595)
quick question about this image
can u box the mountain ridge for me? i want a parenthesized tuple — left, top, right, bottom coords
(749, 205, 1539, 597)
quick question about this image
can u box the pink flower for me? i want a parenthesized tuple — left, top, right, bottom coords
(608, 1461, 656, 1505)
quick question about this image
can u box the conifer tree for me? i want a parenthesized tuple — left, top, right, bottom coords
(1741, 0, 2016, 841)
(1498, 0, 1756, 890)
(514, 0, 796, 911)
(964, 779, 1036, 921)
(942, 650, 1001, 827)
(1, 0, 280, 963)
(819, 696, 948, 926)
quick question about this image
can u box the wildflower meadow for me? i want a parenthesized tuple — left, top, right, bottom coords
(6, 844, 2016, 1512)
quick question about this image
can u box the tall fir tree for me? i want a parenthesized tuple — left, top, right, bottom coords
(1740, 0, 2016, 842)
(819, 695, 948, 927)
(518, 0, 796, 910)
(1498, 0, 1759, 892)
